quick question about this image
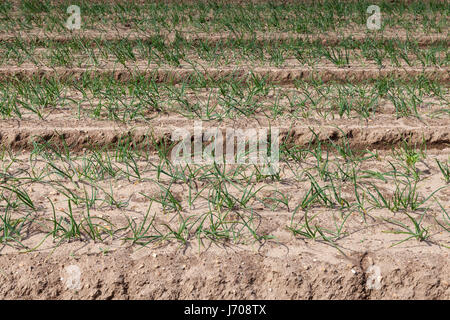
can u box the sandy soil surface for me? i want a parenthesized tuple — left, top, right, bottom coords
(0, 31, 447, 46)
(1, 117, 449, 151)
(0, 66, 448, 84)
(0, 145, 449, 299)
(0, 240, 448, 299)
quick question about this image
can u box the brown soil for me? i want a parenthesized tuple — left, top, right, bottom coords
(0, 66, 448, 84)
(0, 243, 448, 299)
(1, 118, 450, 151)
(0, 31, 447, 47)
